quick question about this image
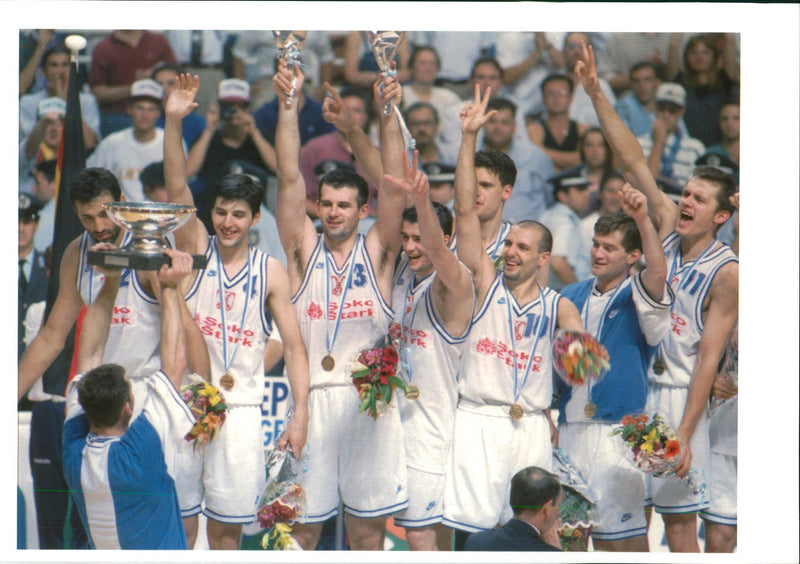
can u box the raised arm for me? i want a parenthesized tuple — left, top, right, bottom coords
(75, 244, 123, 375)
(265, 258, 309, 456)
(156, 248, 194, 390)
(384, 152, 474, 334)
(575, 41, 677, 237)
(274, 59, 318, 282)
(618, 183, 667, 301)
(18, 239, 85, 400)
(163, 73, 208, 255)
(454, 86, 497, 296)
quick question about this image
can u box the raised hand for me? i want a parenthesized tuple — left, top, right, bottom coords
(460, 84, 496, 135)
(574, 40, 601, 98)
(165, 73, 199, 121)
(383, 150, 428, 201)
(619, 182, 649, 221)
(321, 82, 356, 134)
(90, 242, 123, 281)
(273, 58, 305, 110)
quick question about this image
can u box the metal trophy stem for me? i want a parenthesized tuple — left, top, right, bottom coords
(273, 30, 308, 108)
(366, 31, 416, 161)
(87, 202, 207, 270)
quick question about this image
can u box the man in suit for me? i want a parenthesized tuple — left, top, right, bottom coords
(464, 466, 563, 551)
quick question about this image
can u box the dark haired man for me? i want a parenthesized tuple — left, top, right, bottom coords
(63, 247, 203, 549)
(577, 41, 738, 553)
(557, 186, 672, 552)
(615, 61, 663, 137)
(274, 58, 408, 550)
(464, 466, 562, 551)
(383, 153, 474, 551)
(442, 87, 583, 543)
(164, 73, 309, 550)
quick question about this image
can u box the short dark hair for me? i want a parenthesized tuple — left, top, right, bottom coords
(692, 165, 737, 216)
(42, 46, 70, 69)
(338, 84, 370, 109)
(600, 169, 625, 191)
(514, 220, 553, 254)
(487, 97, 517, 118)
(213, 173, 265, 216)
(470, 57, 503, 80)
(629, 60, 659, 79)
(318, 168, 370, 209)
(140, 161, 165, 189)
(404, 102, 439, 124)
(401, 201, 454, 237)
(594, 211, 642, 253)
(540, 73, 574, 96)
(409, 45, 440, 70)
(509, 466, 561, 516)
(77, 364, 130, 429)
(474, 149, 517, 189)
(69, 167, 122, 206)
(151, 61, 184, 80)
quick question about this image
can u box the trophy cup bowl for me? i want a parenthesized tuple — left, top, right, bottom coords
(87, 202, 208, 270)
(273, 30, 308, 108)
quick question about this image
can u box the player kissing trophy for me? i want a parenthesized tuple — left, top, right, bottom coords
(272, 30, 308, 109)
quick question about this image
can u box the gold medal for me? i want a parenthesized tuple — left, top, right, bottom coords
(220, 373, 235, 391)
(509, 403, 524, 420)
(321, 354, 335, 371)
(584, 401, 597, 418)
(405, 384, 420, 400)
(653, 357, 665, 375)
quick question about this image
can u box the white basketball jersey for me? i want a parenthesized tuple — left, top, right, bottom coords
(292, 234, 392, 389)
(458, 274, 560, 411)
(186, 239, 272, 406)
(389, 258, 465, 470)
(76, 231, 162, 380)
(648, 233, 738, 387)
(450, 220, 512, 263)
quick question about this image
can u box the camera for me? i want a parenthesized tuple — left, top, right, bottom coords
(221, 105, 237, 121)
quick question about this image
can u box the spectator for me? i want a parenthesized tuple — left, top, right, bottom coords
(495, 31, 565, 121)
(402, 45, 462, 121)
(18, 193, 49, 361)
(409, 31, 497, 99)
(343, 30, 410, 90)
(29, 159, 58, 254)
(88, 30, 177, 137)
(464, 467, 562, 552)
(233, 30, 336, 105)
(598, 33, 671, 95)
(670, 34, 740, 147)
(637, 83, 706, 189)
(562, 32, 616, 127)
(405, 102, 448, 165)
(163, 30, 233, 115)
(152, 62, 206, 148)
(701, 102, 739, 168)
(186, 78, 277, 231)
(19, 45, 100, 148)
(526, 74, 591, 171)
(87, 79, 172, 201)
(539, 172, 593, 290)
(615, 61, 685, 138)
(19, 97, 65, 193)
(421, 162, 456, 211)
(579, 169, 624, 252)
(139, 161, 168, 203)
(19, 29, 64, 96)
(481, 97, 554, 222)
(299, 84, 377, 219)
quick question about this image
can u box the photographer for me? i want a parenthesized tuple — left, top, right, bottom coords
(185, 78, 276, 231)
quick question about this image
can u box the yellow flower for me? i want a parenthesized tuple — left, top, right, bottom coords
(646, 428, 659, 443)
(208, 393, 221, 407)
(203, 382, 215, 396)
(640, 441, 653, 454)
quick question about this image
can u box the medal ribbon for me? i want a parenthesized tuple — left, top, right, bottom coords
(215, 239, 251, 375)
(323, 237, 360, 359)
(504, 281, 547, 406)
(399, 270, 432, 385)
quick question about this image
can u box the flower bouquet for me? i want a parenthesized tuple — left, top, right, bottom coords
(552, 448, 598, 551)
(180, 376, 227, 450)
(257, 448, 305, 550)
(350, 336, 406, 419)
(610, 413, 701, 495)
(552, 330, 610, 386)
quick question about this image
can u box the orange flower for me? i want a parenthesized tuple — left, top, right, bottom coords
(665, 439, 681, 458)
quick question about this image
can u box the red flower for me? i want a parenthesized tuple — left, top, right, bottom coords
(665, 439, 681, 458)
(382, 346, 399, 365)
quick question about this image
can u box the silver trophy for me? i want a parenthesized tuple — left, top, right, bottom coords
(365, 31, 416, 159)
(87, 202, 207, 270)
(273, 30, 308, 108)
